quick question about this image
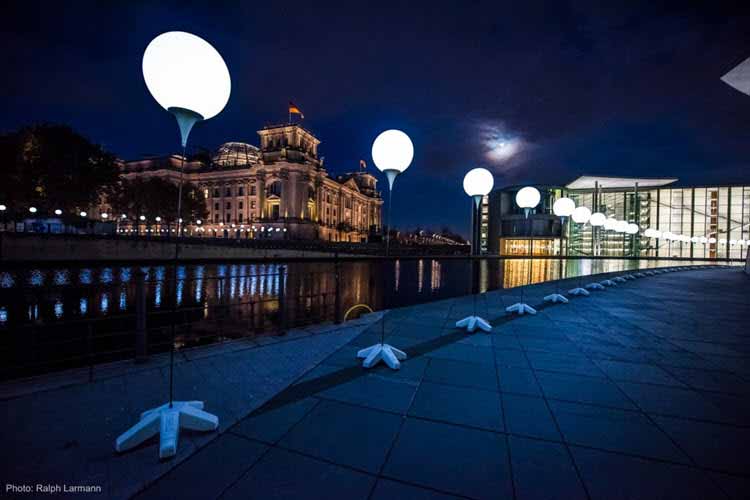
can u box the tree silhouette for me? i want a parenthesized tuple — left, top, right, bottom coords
(110, 177, 207, 224)
(0, 124, 119, 214)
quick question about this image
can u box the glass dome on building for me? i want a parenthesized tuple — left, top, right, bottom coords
(213, 142, 260, 167)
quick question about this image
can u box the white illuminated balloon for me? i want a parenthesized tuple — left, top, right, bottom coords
(719, 239, 726, 245)
(652, 229, 662, 238)
(589, 212, 606, 226)
(615, 220, 628, 233)
(552, 197, 575, 217)
(372, 130, 414, 174)
(690, 236, 699, 243)
(699, 236, 708, 244)
(625, 223, 639, 234)
(709, 237, 717, 244)
(143, 31, 231, 120)
(571, 206, 591, 224)
(516, 186, 541, 209)
(730, 239, 737, 245)
(603, 218, 617, 231)
(463, 168, 494, 197)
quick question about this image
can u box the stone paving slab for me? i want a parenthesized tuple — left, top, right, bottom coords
(0, 314, 380, 499)
(135, 265, 749, 499)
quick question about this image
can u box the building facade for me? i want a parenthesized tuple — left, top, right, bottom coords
(482, 176, 750, 260)
(118, 124, 382, 241)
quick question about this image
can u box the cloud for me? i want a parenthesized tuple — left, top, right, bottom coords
(477, 120, 534, 174)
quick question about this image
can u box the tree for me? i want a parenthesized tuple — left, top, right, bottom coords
(110, 177, 207, 224)
(0, 124, 119, 214)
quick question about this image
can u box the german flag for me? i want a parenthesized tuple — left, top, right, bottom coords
(288, 101, 304, 119)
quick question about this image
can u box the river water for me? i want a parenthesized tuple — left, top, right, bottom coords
(0, 257, 700, 378)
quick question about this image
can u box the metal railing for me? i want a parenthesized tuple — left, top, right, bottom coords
(0, 265, 350, 381)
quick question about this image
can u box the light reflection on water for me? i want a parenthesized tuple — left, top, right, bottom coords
(0, 258, 702, 327)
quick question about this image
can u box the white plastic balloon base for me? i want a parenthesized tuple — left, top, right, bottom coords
(455, 316, 492, 333)
(613, 277, 627, 283)
(543, 293, 569, 304)
(600, 279, 617, 287)
(506, 303, 537, 315)
(568, 287, 590, 296)
(635, 272, 646, 278)
(644, 271, 655, 276)
(624, 274, 636, 280)
(115, 401, 218, 459)
(586, 283, 605, 291)
(357, 343, 406, 370)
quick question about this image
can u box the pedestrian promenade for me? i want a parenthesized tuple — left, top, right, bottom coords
(136, 265, 750, 500)
(0, 314, 379, 499)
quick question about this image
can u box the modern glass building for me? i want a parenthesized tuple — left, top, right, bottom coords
(482, 176, 750, 260)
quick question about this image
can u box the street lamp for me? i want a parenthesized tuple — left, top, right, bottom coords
(455, 168, 494, 333)
(54, 209, 62, 216)
(506, 186, 540, 315)
(544, 197, 575, 304)
(0, 204, 6, 211)
(29, 207, 37, 214)
(79, 211, 87, 217)
(356, 129, 413, 370)
(117, 31, 230, 459)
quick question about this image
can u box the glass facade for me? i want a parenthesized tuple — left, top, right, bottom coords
(484, 179, 750, 260)
(567, 185, 750, 259)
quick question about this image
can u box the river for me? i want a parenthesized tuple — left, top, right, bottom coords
(0, 257, 702, 379)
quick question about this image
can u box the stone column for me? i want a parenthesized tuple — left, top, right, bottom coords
(257, 171, 266, 219)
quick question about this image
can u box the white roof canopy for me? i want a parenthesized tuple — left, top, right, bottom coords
(722, 56, 750, 96)
(565, 176, 678, 190)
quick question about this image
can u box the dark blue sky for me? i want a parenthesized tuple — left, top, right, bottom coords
(2, 1, 750, 235)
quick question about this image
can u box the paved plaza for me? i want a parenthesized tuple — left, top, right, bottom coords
(135, 265, 749, 500)
(2, 265, 748, 499)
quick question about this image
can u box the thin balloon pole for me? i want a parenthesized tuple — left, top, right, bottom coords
(168, 146, 185, 408)
(472, 199, 477, 317)
(380, 183, 393, 346)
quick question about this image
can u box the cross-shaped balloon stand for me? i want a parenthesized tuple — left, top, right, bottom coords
(356, 130, 413, 370)
(456, 170, 494, 332)
(506, 187, 541, 315)
(116, 31, 230, 458)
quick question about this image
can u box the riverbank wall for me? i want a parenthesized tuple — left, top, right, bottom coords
(0, 233, 359, 263)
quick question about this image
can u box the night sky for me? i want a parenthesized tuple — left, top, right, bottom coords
(2, 1, 750, 236)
